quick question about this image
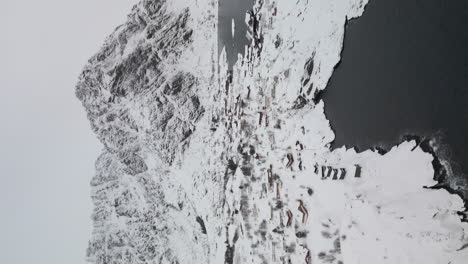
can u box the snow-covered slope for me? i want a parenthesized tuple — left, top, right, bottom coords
(76, 0, 468, 263)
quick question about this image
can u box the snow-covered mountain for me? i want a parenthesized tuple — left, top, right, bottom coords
(76, 0, 468, 263)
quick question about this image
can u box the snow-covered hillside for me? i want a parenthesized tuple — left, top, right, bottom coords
(76, 0, 468, 263)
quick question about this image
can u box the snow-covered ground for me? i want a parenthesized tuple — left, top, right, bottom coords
(76, 0, 468, 263)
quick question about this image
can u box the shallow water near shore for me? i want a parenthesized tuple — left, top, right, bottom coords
(218, 0, 254, 68)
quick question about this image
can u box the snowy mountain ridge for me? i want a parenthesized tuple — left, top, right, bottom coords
(76, 0, 468, 263)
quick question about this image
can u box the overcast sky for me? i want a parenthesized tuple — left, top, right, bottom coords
(0, 1, 137, 263)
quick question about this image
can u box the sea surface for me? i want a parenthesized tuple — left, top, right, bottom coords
(323, 0, 468, 178)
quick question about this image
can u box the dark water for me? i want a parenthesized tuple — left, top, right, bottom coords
(218, 0, 254, 68)
(323, 0, 468, 178)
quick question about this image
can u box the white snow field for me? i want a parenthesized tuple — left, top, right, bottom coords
(76, 0, 468, 263)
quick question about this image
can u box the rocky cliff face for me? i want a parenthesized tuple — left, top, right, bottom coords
(77, 0, 468, 263)
(77, 1, 219, 263)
